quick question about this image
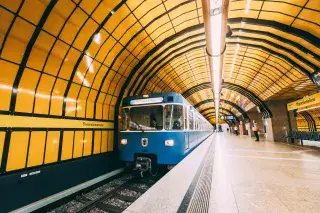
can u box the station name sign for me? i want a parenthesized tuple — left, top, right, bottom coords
(287, 93, 320, 111)
(0, 115, 114, 129)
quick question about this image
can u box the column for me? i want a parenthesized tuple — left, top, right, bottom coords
(264, 118, 274, 142)
(265, 100, 292, 142)
(245, 122, 251, 138)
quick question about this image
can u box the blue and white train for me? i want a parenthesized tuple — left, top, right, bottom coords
(119, 92, 213, 174)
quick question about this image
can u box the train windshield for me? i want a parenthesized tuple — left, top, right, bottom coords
(165, 105, 184, 130)
(120, 106, 163, 131)
(120, 108, 130, 131)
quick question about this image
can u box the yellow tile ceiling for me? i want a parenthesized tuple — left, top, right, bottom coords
(0, 0, 318, 125)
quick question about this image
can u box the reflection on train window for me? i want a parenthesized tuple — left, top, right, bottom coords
(120, 108, 130, 131)
(189, 110, 194, 130)
(184, 106, 188, 130)
(165, 105, 183, 130)
(129, 106, 163, 131)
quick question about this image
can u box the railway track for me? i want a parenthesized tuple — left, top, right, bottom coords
(47, 172, 163, 213)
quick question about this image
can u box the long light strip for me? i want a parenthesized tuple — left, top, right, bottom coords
(245, 0, 251, 14)
(84, 55, 94, 73)
(0, 83, 78, 103)
(229, 44, 240, 78)
(202, 0, 229, 125)
(210, 0, 223, 125)
(93, 33, 101, 45)
(76, 71, 90, 87)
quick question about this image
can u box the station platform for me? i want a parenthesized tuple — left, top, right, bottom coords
(124, 133, 320, 213)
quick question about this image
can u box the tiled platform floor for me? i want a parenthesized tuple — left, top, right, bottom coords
(209, 133, 320, 213)
(126, 133, 320, 213)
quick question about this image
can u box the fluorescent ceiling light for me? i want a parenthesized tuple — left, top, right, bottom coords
(245, 0, 251, 14)
(85, 55, 94, 73)
(66, 106, 82, 113)
(230, 44, 240, 78)
(0, 83, 78, 102)
(93, 33, 101, 45)
(76, 71, 90, 87)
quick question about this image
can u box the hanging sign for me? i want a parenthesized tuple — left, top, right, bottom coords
(287, 93, 320, 111)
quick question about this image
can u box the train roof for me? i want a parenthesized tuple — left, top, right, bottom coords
(122, 92, 191, 107)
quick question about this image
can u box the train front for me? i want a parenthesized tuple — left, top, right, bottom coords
(119, 94, 186, 174)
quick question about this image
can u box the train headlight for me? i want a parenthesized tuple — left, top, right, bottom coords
(121, 139, 127, 145)
(165, 140, 174, 147)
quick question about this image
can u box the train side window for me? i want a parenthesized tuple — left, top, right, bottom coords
(184, 106, 188, 130)
(196, 117, 198, 130)
(189, 110, 194, 130)
(197, 117, 199, 130)
(165, 105, 183, 130)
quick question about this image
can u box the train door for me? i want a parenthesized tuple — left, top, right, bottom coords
(184, 105, 189, 150)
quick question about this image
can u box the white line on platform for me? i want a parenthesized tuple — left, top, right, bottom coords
(228, 149, 316, 154)
(10, 168, 124, 213)
(228, 155, 320, 162)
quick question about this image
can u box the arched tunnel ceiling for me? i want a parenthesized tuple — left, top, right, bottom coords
(0, 0, 319, 126)
(222, 88, 251, 110)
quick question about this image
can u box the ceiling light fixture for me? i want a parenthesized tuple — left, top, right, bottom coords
(76, 71, 90, 87)
(202, 0, 229, 125)
(93, 33, 101, 45)
(245, 0, 251, 14)
(85, 55, 94, 73)
(230, 44, 240, 78)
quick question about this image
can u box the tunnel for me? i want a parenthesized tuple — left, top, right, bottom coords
(0, 0, 319, 212)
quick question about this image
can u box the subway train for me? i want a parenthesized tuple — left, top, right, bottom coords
(119, 92, 213, 175)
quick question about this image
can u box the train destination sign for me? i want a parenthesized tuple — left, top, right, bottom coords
(130, 97, 164, 105)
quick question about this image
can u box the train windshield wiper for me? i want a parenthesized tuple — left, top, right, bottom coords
(133, 121, 144, 132)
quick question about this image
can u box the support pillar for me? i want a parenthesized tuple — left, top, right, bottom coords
(264, 118, 274, 142)
(245, 122, 251, 138)
(265, 100, 294, 142)
(239, 121, 244, 136)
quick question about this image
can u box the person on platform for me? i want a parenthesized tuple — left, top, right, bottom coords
(234, 125, 238, 136)
(252, 120, 259, 141)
